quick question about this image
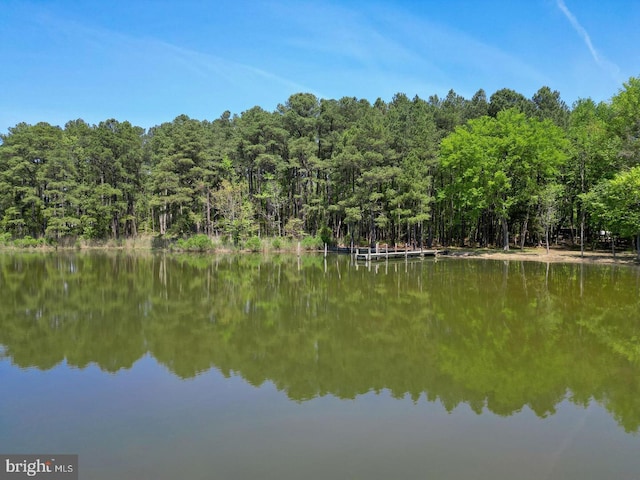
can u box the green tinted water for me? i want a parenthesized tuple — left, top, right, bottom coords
(1, 253, 639, 479)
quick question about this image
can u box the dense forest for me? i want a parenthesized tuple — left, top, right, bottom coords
(1, 78, 639, 252)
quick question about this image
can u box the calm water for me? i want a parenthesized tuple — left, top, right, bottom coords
(1, 252, 639, 479)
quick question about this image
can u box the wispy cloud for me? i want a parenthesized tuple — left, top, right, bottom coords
(277, 2, 424, 69)
(556, 0, 599, 63)
(35, 11, 317, 101)
(151, 39, 317, 96)
(368, 5, 550, 96)
(556, 0, 620, 78)
(268, 1, 549, 100)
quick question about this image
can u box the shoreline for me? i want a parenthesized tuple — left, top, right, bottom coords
(1, 244, 638, 266)
(443, 246, 639, 266)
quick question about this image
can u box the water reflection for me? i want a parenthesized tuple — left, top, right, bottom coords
(1, 252, 639, 432)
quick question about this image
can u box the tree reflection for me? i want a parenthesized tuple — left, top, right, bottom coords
(0, 253, 639, 432)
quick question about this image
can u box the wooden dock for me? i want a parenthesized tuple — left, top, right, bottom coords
(355, 247, 438, 262)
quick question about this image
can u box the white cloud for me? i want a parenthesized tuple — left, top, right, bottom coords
(36, 12, 317, 101)
(367, 5, 550, 96)
(266, 1, 550, 101)
(556, 0, 621, 79)
(151, 39, 317, 96)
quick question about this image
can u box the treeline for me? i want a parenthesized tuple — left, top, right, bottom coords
(1, 79, 639, 250)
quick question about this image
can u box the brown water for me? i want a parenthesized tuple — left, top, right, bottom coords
(1, 252, 639, 479)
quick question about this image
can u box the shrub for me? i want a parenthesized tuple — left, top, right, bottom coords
(271, 237, 282, 250)
(285, 218, 305, 239)
(194, 235, 213, 251)
(13, 236, 45, 248)
(0, 232, 11, 245)
(301, 235, 323, 250)
(245, 236, 261, 252)
(176, 234, 213, 252)
(319, 225, 333, 246)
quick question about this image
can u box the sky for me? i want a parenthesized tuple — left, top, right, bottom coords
(1, 0, 639, 133)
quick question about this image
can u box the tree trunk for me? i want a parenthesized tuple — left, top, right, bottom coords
(580, 209, 585, 258)
(160, 204, 167, 235)
(502, 217, 509, 251)
(206, 189, 211, 235)
(112, 212, 118, 238)
(131, 217, 137, 238)
(580, 157, 585, 254)
(520, 212, 529, 250)
(545, 226, 550, 255)
(612, 235, 616, 258)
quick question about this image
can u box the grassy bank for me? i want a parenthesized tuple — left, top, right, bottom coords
(1, 233, 638, 265)
(0, 233, 327, 254)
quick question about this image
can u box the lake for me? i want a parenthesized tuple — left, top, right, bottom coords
(1, 252, 639, 479)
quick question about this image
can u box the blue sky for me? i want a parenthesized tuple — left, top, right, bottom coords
(1, 0, 638, 133)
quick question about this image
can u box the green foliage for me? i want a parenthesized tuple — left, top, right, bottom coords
(584, 166, 640, 254)
(12, 235, 45, 248)
(610, 77, 640, 166)
(488, 88, 534, 117)
(284, 218, 305, 239)
(319, 225, 333, 246)
(439, 109, 569, 249)
(175, 234, 213, 252)
(537, 183, 564, 253)
(531, 86, 569, 127)
(245, 235, 262, 252)
(1, 77, 639, 250)
(301, 235, 323, 250)
(271, 237, 283, 250)
(212, 179, 256, 245)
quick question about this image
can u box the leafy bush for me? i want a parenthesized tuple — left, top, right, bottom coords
(271, 237, 282, 250)
(13, 235, 45, 248)
(245, 236, 261, 252)
(175, 234, 213, 252)
(0, 232, 11, 245)
(319, 225, 333, 246)
(191, 234, 214, 251)
(285, 218, 305, 239)
(301, 235, 323, 250)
